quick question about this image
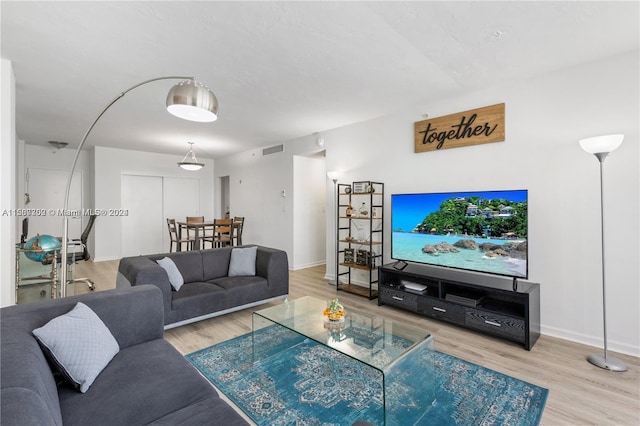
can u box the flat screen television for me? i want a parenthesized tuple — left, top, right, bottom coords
(391, 190, 528, 279)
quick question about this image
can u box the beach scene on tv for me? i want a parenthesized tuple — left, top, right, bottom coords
(392, 190, 528, 278)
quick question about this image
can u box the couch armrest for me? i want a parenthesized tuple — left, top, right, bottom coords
(1, 285, 164, 350)
(255, 246, 289, 296)
(118, 256, 172, 318)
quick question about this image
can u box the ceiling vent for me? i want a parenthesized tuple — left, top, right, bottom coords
(263, 144, 284, 156)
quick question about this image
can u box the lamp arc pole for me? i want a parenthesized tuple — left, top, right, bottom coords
(60, 76, 213, 297)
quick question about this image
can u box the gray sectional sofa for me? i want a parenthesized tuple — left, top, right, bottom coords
(0, 285, 248, 426)
(117, 245, 289, 328)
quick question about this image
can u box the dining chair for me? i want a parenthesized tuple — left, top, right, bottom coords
(184, 216, 210, 248)
(233, 216, 245, 246)
(211, 218, 233, 248)
(167, 218, 193, 252)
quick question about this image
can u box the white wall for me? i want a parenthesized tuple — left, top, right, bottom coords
(0, 59, 17, 307)
(93, 146, 214, 260)
(215, 51, 639, 356)
(21, 144, 91, 237)
(293, 155, 327, 269)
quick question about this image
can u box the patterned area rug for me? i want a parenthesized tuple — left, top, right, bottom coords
(187, 326, 547, 425)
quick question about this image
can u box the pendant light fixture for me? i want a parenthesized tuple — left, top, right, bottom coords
(178, 142, 205, 171)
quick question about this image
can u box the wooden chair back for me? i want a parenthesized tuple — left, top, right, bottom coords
(213, 218, 233, 247)
(233, 216, 245, 246)
(167, 218, 192, 252)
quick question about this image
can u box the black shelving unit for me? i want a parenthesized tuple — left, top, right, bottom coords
(335, 181, 383, 299)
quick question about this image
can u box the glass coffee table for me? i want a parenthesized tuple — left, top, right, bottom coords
(252, 296, 435, 425)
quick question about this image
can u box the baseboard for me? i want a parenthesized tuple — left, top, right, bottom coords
(290, 260, 326, 271)
(92, 255, 122, 262)
(541, 325, 639, 357)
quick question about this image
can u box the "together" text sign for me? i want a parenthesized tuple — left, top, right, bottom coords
(414, 103, 505, 153)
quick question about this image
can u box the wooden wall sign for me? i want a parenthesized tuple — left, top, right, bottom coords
(414, 103, 505, 153)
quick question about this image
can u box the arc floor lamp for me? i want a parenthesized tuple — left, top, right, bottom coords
(60, 76, 218, 297)
(579, 133, 627, 372)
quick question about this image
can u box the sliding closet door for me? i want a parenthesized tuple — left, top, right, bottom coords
(121, 175, 163, 256)
(163, 177, 200, 250)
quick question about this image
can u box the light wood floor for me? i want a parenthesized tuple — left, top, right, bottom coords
(75, 260, 640, 425)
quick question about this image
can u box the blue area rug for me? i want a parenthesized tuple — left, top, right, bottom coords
(187, 326, 547, 425)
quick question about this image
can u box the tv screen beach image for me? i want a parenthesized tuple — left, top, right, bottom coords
(391, 190, 528, 278)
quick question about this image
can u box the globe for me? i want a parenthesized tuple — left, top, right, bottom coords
(24, 234, 61, 263)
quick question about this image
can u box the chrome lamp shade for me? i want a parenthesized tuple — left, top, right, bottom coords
(167, 80, 218, 122)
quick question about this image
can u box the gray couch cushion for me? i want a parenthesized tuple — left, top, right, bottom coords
(212, 276, 270, 307)
(201, 247, 232, 280)
(58, 339, 218, 426)
(148, 396, 248, 426)
(169, 282, 227, 324)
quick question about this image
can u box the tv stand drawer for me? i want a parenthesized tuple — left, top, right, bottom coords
(380, 287, 417, 310)
(418, 297, 465, 323)
(465, 309, 525, 342)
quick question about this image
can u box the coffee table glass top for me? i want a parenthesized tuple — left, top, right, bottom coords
(252, 296, 432, 371)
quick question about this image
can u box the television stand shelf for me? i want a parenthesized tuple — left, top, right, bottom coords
(378, 263, 540, 350)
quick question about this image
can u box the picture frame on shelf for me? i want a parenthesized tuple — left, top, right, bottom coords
(352, 181, 370, 194)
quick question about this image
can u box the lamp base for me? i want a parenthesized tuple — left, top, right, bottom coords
(587, 353, 628, 372)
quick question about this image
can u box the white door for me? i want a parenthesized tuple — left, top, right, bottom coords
(163, 177, 200, 250)
(121, 175, 163, 256)
(27, 168, 82, 239)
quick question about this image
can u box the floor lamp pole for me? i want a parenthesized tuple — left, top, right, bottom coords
(586, 152, 627, 372)
(331, 177, 340, 286)
(327, 172, 341, 286)
(60, 76, 203, 297)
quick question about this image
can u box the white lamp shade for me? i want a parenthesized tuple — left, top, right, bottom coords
(167, 80, 218, 122)
(327, 171, 340, 181)
(178, 163, 204, 171)
(579, 134, 623, 154)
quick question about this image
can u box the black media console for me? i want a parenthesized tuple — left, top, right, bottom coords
(378, 263, 540, 350)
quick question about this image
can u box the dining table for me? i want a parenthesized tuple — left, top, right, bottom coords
(176, 221, 214, 251)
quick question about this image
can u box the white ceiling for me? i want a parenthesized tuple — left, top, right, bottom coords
(2, 1, 638, 160)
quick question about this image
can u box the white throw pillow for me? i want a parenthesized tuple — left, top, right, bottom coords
(157, 257, 184, 291)
(32, 302, 120, 393)
(228, 246, 257, 277)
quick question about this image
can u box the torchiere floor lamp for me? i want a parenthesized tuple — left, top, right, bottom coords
(579, 134, 627, 372)
(60, 77, 218, 297)
(327, 170, 342, 286)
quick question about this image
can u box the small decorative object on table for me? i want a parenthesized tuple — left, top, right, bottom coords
(323, 298, 345, 323)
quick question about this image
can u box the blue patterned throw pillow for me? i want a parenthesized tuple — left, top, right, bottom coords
(32, 302, 119, 393)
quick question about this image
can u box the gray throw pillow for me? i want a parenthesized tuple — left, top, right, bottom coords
(32, 302, 119, 393)
(157, 257, 184, 291)
(228, 246, 257, 277)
